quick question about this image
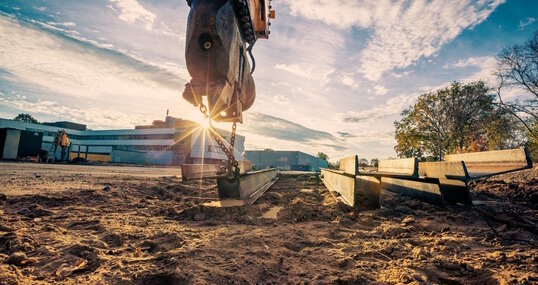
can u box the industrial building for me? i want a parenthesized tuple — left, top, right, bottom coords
(0, 116, 244, 165)
(245, 150, 328, 172)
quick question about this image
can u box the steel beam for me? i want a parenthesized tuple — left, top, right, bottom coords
(380, 177, 446, 206)
(377, 157, 418, 177)
(181, 160, 253, 180)
(181, 164, 220, 180)
(445, 147, 532, 179)
(339, 155, 358, 175)
(217, 168, 279, 204)
(321, 168, 380, 210)
(418, 161, 468, 181)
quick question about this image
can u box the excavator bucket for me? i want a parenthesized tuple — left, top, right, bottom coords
(182, 0, 274, 122)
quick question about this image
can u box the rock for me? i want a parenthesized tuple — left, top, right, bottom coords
(401, 215, 415, 225)
(5, 252, 26, 266)
(17, 204, 52, 218)
(17, 208, 32, 217)
(193, 213, 206, 221)
(103, 186, 111, 191)
(412, 246, 425, 260)
(0, 193, 6, 201)
(22, 242, 34, 251)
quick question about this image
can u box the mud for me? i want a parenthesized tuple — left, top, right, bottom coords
(0, 163, 537, 284)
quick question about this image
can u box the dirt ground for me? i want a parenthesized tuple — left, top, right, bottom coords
(0, 162, 537, 284)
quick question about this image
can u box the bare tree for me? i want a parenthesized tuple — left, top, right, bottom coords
(494, 30, 538, 138)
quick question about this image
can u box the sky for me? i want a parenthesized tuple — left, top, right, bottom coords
(0, 0, 537, 162)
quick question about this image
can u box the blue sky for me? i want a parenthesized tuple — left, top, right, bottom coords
(0, 0, 537, 161)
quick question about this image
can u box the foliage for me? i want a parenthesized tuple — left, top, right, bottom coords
(317, 152, 329, 161)
(13, 113, 38, 124)
(358, 158, 369, 166)
(328, 161, 339, 169)
(394, 81, 519, 160)
(370, 158, 379, 167)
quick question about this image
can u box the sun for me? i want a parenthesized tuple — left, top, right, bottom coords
(194, 113, 211, 129)
(200, 118, 211, 128)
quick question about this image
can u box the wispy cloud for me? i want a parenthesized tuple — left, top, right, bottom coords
(373, 85, 388, 96)
(519, 17, 536, 29)
(0, 94, 152, 129)
(444, 56, 497, 84)
(274, 63, 334, 84)
(283, 0, 505, 81)
(0, 14, 197, 123)
(342, 93, 419, 123)
(108, 0, 156, 31)
(0, 15, 184, 99)
(241, 112, 348, 155)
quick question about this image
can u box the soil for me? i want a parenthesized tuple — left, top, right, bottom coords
(0, 162, 537, 284)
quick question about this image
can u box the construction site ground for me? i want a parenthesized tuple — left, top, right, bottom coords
(0, 162, 537, 284)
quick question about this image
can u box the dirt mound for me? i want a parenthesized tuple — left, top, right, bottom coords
(470, 166, 538, 204)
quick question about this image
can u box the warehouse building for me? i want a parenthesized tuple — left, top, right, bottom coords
(0, 116, 244, 165)
(245, 150, 328, 172)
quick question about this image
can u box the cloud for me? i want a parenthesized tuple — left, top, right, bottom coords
(0, 94, 152, 129)
(337, 132, 356, 139)
(342, 93, 419, 123)
(0, 14, 198, 124)
(272, 94, 291, 105)
(373, 85, 388, 95)
(444, 56, 497, 83)
(339, 74, 361, 90)
(108, 0, 156, 31)
(444, 56, 494, 69)
(519, 17, 536, 29)
(241, 112, 348, 153)
(274, 63, 334, 84)
(0, 15, 185, 100)
(283, 0, 505, 81)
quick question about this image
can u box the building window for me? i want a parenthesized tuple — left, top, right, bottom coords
(208, 146, 223, 153)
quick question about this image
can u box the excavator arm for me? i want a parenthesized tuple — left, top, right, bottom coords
(182, 0, 274, 123)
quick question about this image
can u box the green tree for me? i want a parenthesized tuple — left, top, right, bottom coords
(370, 158, 379, 167)
(13, 113, 38, 124)
(317, 152, 329, 161)
(394, 81, 517, 160)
